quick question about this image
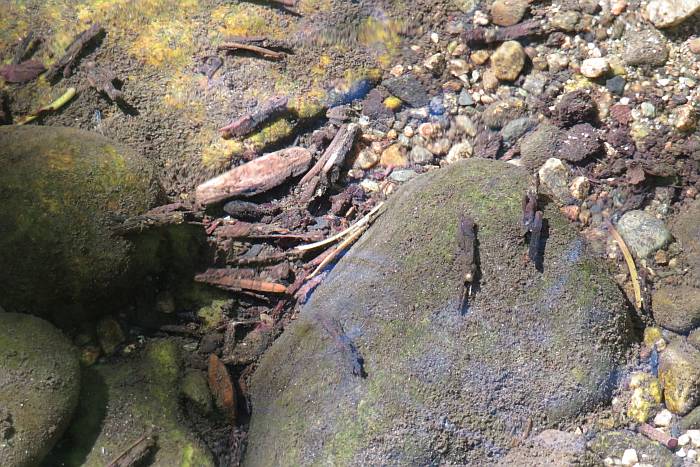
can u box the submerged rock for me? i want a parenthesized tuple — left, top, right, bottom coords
(659, 338, 700, 415)
(0, 126, 161, 324)
(652, 285, 700, 333)
(589, 431, 674, 467)
(0, 312, 80, 467)
(50, 339, 214, 466)
(245, 159, 631, 466)
(616, 210, 672, 259)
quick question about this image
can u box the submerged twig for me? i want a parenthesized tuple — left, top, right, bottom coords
(195, 268, 287, 294)
(463, 20, 543, 46)
(457, 214, 477, 312)
(219, 95, 289, 139)
(527, 211, 543, 264)
(86, 61, 123, 101)
(217, 41, 286, 60)
(106, 432, 156, 467)
(607, 220, 642, 310)
(17, 87, 76, 125)
(295, 202, 385, 252)
(308, 225, 367, 279)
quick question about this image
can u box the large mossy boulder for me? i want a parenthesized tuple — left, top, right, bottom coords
(245, 159, 632, 465)
(0, 126, 161, 324)
(0, 312, 81, 467)
(49, 339, 214, 466)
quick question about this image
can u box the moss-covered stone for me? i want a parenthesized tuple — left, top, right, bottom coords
(245, 159, 632, 465)
(0, 312, 81, 467)
(588, 430, 674, 467)
(181, 370, 213, 415)
(658, 338, 700, 415)
(627, 372, 663, 423)
(49, 339, 214, 466)
(0, 126, 161, 324)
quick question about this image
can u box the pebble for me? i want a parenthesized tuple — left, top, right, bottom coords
(627, 372, 663, 423)
(640, 102, 656, 118)
(615, 210, 672, 259)
(550, 11, 580, 32)
(380, 144, 408, 167)
(360, 179, 380, 192)
(646, 0, 700, 28)
(449, 59, 470, 77)
(547, 53, 569, 73)
(410, 145, 434, 164)
(458, 89, 474, 106)
(418, 122, 439, 139)
(659, 339, 700, 415)
(606, 76, 626, 96)
(621, 448, 638, 466)
(623, 29, 669, 67)
(454, 115, 477, 137)
(382, 74, 430, 108)
(470, 50, 490, 65)
(654, 409, 674, 427)
(570, 176, 590, 200)
(689, 449, 698, 461)
(389, 169, 418, 183)
(538, 158, 573, 203)
(688, 429, 700, 447)
(679, 433, 691, 446)
(445, 141, 473, 163)
(674, 104, 697, 131)
(501, 117, 537, 144)
(490, 0, 528, 26)
(522, 72, 547, 96)
(580, 58, 609, 78)
(355, 149, 380, 169)
(490, 41, 526, 81)
(652, 285, 700, 333)
(424, 53, 445, 74)
(690, 38, 700, 55)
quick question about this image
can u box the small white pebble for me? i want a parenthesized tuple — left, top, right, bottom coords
(687, 429, 700, 447)
(679, 433, 691, 446)
(430, 32, 439, 44)
(621, 448, 638, 466)
(654, 409, 673, 427)
(677, 447, 687, 458)
(620, 97, 630, 105)
(657, 78, 671, 86)
(688, 449, 698, 461)
(603, 457, 614, 466)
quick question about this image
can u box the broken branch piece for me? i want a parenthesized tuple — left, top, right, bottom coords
(607, 220, 642, 310)
(217, 41, 286, 60)
(86, 61, 122, 101)
(295, 202, 385, 252)
(46, 23, 104, 81)
(195, 147, 311, 205)
(219, 95, 288, 139)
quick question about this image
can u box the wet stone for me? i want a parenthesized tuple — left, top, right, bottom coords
(454, 114, 477, 137)
(410, 145, 434, 164)
(501, 117, 537, 145)
(589, 431, 675, 467)
(652, 285, 700, 333)
(246, 159, 631, 466)
(458, 89, 474, 106)
(616, 210, 672, 259)
(520, 123, 563, 170)
(490, 41, 526, 81)
(623, 29, 670, 68)
(606, 76, 626, 96)
(557, 123, 601, 162)
(490, 0, 529, 26)
(481, 98, 526, 129)
(646, 0, 700, 28)
(382, 74, 430, 108)
(550, 11, 581, 31)
(659, 338, 700, 415)
(553, 90, 598, 127)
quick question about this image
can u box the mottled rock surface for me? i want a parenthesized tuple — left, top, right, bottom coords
(245, 159, 631, 466)
(653, 286, 700, 333)
(0, 312, 80, 467)
(0, 126, 160, 324)
(616, 210, 672, 259)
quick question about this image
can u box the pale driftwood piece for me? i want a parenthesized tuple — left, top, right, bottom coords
(217, 42, 285, 60)
(196, 147, 312, 206)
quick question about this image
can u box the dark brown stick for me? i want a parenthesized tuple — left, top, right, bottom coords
(219, 95, 289, 139)
(85, 61, 122, 101)
(217, 42, 285, 60)
(106, 433, 156, 467)
(46, 23, 104, 81)
(462, 20, 543, 46)
(638, 423, 678, 449)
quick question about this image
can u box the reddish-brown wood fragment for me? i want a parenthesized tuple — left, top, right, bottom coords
(208, 354, 237, 422)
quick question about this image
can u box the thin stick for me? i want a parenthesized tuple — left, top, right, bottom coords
(17, 87, 76, 125)
(106, 432, 155, 467)
(308, 225, 367, 279)
(607, 221, 642, 310)
(217, 42, 285, 60)
(296, 202, 384, 252)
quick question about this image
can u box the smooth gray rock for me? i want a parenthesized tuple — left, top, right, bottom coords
(245, 159, 631, 466)
(616, 210, 672, 258)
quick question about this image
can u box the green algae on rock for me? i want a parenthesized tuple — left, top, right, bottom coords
(245, 159, 632, 466)
(0, 312, 81, 467)
(49, 339, 214, 467)
(0, 125, 160, 324)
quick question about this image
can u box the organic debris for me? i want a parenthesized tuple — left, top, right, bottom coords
(0, 60, 45, 83)
(46, 23, 104, 81)
(217, 41, 286, 61)
(17, 87, 76, 125)
(195, 268, 287, 294)
(11, 32, 42, 65)
(457, 213, 477, 312)
(607, 220, 642, 311)
(106, 432, 157, 467)
(196, 147, 311, 205)
(219, 95, 289, 139)
(208, 354, 237, 423)
(85, 61, 122, 101)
